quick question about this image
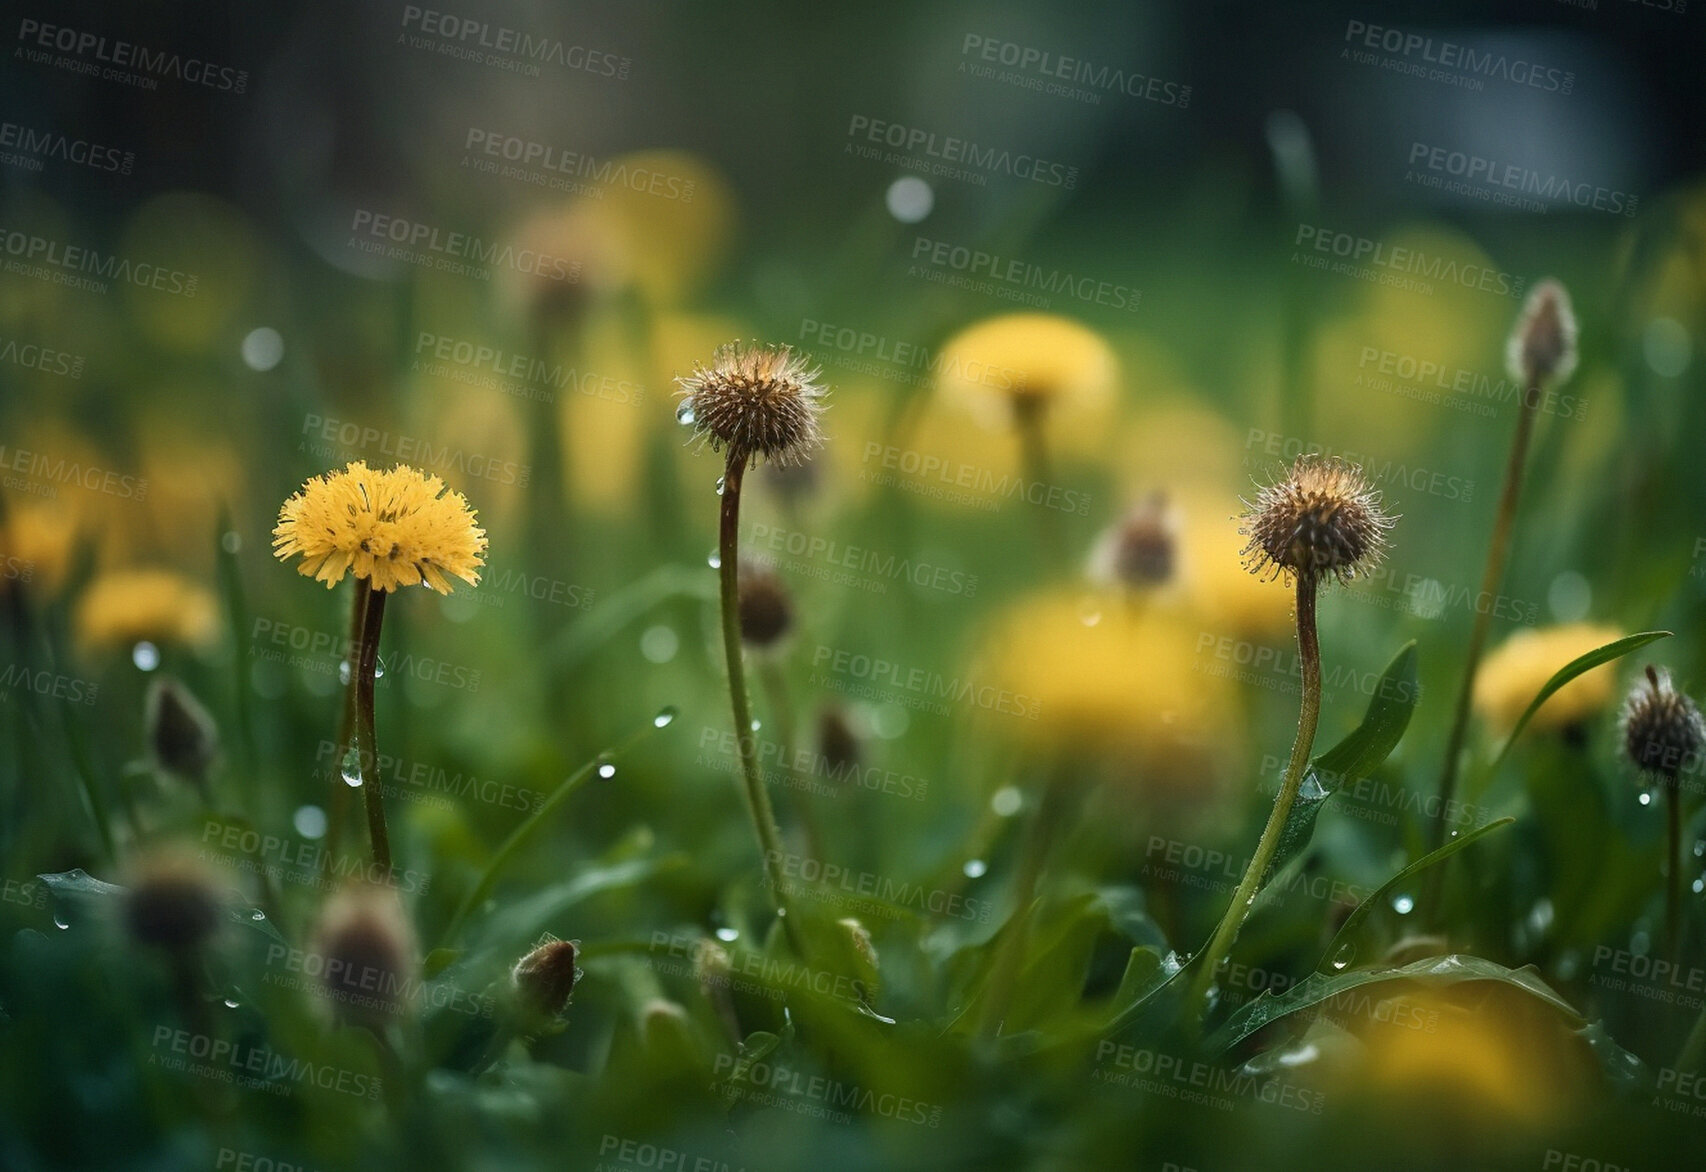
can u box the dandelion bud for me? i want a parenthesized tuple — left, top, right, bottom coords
(1240, 455, 1394, 586)
(311, 885, 418, 1029)
(676, 341, 827, 467)
(818, 707, 860, 776)
(145, 677, 219, 793)
(738, 564, 794, 648)
(836, 917, 879, 1001)
(1621, 666, 1705, 787)
(1506, 279, 1578, 387)
(693, 938, 731, 989)
(511, 938, 581, 1023)
(124, 852, 224, 956)
(1090, 492, 1176, 590)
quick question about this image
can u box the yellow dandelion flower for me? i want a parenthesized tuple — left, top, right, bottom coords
(272, 462, 487, 594)
(977, 589, 1237, 785)
(1472, 622, 1623, 734)
(1, 497, 83, 596)
(74, 569, 218, 652)
(935, 313, 1116, 428)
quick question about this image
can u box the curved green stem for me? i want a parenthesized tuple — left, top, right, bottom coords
(719, 452, 805, 958)
(325, 585, 370, 869)
(1189, 573, 1321, 1026)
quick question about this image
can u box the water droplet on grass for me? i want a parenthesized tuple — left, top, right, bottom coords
(962, 859, 987, 878)
(1330, 943, 1354, 971)
(596, 759, 616, 780)
(654, 707, 678, 728)
(132, 642, 160, 671)
(715, 927, 739, 942)
(1391, 894, 1415, 915)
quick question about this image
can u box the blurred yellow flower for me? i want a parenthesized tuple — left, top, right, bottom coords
(1174, 486, 1293, 637)
(272, 462, 487, 594)
(1472, 622, 1623, 734)
(74, 569, 218, 652)
(935, 313, 1116, 429)
(1, 497, 82, 596)
(1335, 989, 1587, 1130)
(977, 588, 1236, 783)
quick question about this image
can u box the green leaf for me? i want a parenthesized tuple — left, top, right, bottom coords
(1316, 817, 1516, 974)
(467, 855, 685, 954)
(1483, 630, 1670, 781)
(1211, 953, 1582, 1052)
(1263, 641, 1420, 886)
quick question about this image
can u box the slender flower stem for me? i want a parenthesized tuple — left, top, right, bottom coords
(326, 585, 370, 865)
(1189, 573, 1321, 1026)
(1430, 379, 1540, 855)
(759, 656, 821, 858)
(1012, 397, 1062, 560)
(356, 587, 391, 873)
(1667, 783, 1683, 960)
(719, 451, 805, 957)
(1679, 995, 1706, 1074)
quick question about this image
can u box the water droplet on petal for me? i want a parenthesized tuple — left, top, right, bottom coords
(654, 706, 678, 728)
(962, 859, 987, 878)
(132, 641, 160, 671)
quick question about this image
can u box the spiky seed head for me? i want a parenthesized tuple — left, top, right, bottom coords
(1621, 666, 1705, 787)
(1239, 455, 1394, 585)
(737, 563, 794, 647)
(145, 677, 219, 791)
(511, 938, 581, 1022)
(1090, 492, 1176, 590)
(124, 851, 225, 956)
(676, 341, 827, 467)
(310, 885, 418, 1029)
(1506, 279, 1578, 387)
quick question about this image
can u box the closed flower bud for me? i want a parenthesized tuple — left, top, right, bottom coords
(124, 852, 224, 956)
(836, 917, 879, 1002)
(737, 564, 794, 648)
(311, 885, 418, 1029)
(818, 706, 860, 776)
(511, 938, 582, 1023)
(1506, 279, 1578, 388)
(1622, 666, 1706, 787)
(145, 677, 219, 793)
(1090, 492, 1176, 590)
